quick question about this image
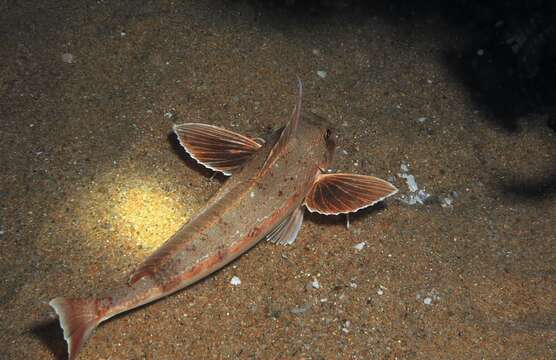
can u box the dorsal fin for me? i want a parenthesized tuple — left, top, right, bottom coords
(259, 79, 303, 172)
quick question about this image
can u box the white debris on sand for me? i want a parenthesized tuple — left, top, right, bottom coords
(441, 196, 453, 208)
(353, 242, 367, 251)
(317, 70, 327, 79)
(397, 163, 430, 205)
(61, 53, 74, 63)
(417, 117, 428, 123)
(441, 191, 458, 208)
(230, 276, 241, 286)
(400, 173, 419, 192)
(417, 289, 441, 305)
(310, 277, 321, 289)
(341, 320, 351, 334)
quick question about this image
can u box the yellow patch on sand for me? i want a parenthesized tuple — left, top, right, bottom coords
(70, 171, 200, 260)
(111, 184, 189, 250)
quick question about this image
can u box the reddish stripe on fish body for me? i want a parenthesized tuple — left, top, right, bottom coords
(132, 161, 318, 286)
(128, 179, 263, 286)
(159, 188, 306, 294)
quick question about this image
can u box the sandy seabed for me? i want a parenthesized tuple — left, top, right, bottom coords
(1, 1, 554, 359)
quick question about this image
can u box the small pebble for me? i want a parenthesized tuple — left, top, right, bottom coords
(441, 196, 453, 208)
(317, 70, 327, 79)
(477, 49, 484, 56)
(230, 276, 241, 286)
(310, 277, 320, 289)
(423, 297, 433, 305)
(353, 242, 366, 251)
(377, 289, 384, 296)
(61, 53, 74, 63)
(417, 117, 428, 123)
(342, 320, 351, 333)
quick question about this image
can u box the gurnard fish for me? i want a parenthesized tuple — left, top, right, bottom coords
(49, 81, 398, 359)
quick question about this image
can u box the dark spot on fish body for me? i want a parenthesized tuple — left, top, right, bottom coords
(247, 226, 260, 239)
(217, 248, 228, 261)
(97, 297, 113, 314)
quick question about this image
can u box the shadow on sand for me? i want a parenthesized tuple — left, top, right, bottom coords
(252, 0, 556, 133)
(29, 319, 67, 360)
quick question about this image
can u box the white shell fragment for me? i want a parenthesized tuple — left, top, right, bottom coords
(400, 173, 418, 192)
(353, 242, 367, 251)
(310, 277, 321, 289)
(397, 163, 430, 205)
(230, 276, 241, 286)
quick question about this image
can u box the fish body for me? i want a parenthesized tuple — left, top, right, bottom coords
(97, 117, 328, 320)
(49, 82, 397, 359)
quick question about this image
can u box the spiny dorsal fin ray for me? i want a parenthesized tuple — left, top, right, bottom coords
(305, 173, 398, 215)
(259, 79, 303, 173)
(173, 123, 262, 176)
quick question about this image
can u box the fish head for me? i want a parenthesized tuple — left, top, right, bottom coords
(298, 112, 338, 171)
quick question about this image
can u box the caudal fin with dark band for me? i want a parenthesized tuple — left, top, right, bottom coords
(49, 297, 102, 360)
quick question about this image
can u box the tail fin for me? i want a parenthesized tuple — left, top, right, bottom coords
(49, 297, 102, 360)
